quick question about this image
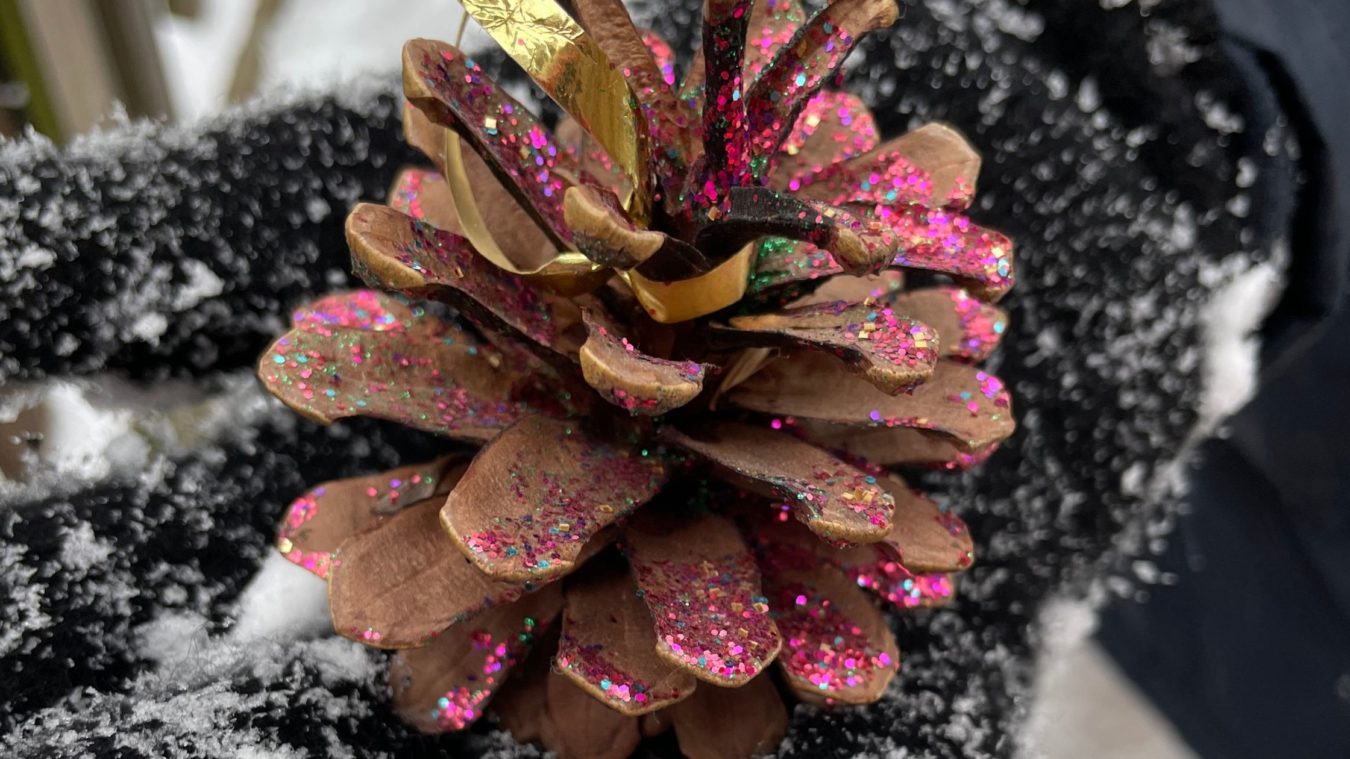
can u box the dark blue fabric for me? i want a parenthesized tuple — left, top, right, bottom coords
(1216, 0, 1350, 360)
(1100, 2, 1350, 756)
(1100, 435, 1350, 759)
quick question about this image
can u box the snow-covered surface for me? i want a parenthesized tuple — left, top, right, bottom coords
(63, 622, 382, 759)
(1198, 251, 1287, 433)
(0, 373, 274, 503)
(229, 553, 331, 644)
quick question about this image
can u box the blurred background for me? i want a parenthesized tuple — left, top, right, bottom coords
(0, 0, 469, 140)
(3, 1, 1347, 757)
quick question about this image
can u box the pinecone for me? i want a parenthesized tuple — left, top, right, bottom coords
(258, 0, 1015, 756)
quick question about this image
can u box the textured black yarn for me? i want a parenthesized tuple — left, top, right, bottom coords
(0, 416, 453, 733)
(0, 87, 422, 386)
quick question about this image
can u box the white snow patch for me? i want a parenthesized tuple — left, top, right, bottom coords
(1025, 640, 1195, 759)
(1076, 77, 1101, 113)
(1020, 596, 1101, 758)
(0, 371, 277, 505)
(1145, 20, 1202, 75)
(123, 605, 381, 757)
(230, 553, 332, 644)
(1236, 157, 1258, 188)
(1197, 249, 1287, 434)
(152, 0, 488, 124)
(0, 544, 50, 657)
(1195, 90, 1244, 135)
(59, 521, 115, 573)
(989, 1, 1045, 42)
(0, 382, 132, 494)
(302, 635, 382, 687)
(1019, 245, 1286, 756)
(236, 748, 306, 759)
(137, 609, 376, 704)
(15, 246, 55, 270)
(1119, 461, 1147, 497)
(129, 312, 170, 343)
(53, 333, 80, 356)
(1035, 596, 1101, 671)
(152, 0, 258, 122)
(259, 0, 483, 94)
(0, 244, 58, 294)
(304, 196, 332, 223)
(137, 611, 213, 667)
(171, 259, 226, 311)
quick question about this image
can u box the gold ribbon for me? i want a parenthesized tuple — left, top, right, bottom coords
(443, 130, 609, 296)
(462, 0, 651, 221)
(624, 245, 755, 324)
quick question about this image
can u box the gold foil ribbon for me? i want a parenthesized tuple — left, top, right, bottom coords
(443, 129, 609, 296)
(624, 245, 755, 324)
(461, 0, 651, 221)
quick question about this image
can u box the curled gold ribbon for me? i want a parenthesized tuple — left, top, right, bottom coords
(624, 245, 755, 324)
(443, 130, 609, 296)
(461, 0, 651, 222)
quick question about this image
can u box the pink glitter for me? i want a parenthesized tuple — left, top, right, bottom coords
(744, 5, 867, 177)
(891, 287, 1007, 363)
(774, 92, 879, 185)
(744, 0, 808, 82)
(455, 418, 667, 580)
(628, 550, 779, 684)
(413, 47, 574, 242)
(352, 212, 574, 352)
(641, 30, 678, 87)
(868, 204, 1016, 299)
(260, 290, 524, 440)
(753, 299, 939, 387)
(849, 557, 955, 609)
(555, 628, 687, 709)
(748, 208, 1015, 302)
(428, 615, 540, 731)
(770, 578, 896, 696)
(768, 462, 894, 533)
(388, 167, 435, 222)
(276, 489, 334, 578)
(793, 148, 935, 208)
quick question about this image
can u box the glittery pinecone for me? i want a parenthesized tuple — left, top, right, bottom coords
(258, 0, 1015, 756)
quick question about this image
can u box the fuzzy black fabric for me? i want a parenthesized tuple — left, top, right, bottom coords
(0, 0, 1297, 756)
(0, 86, 422, 385)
